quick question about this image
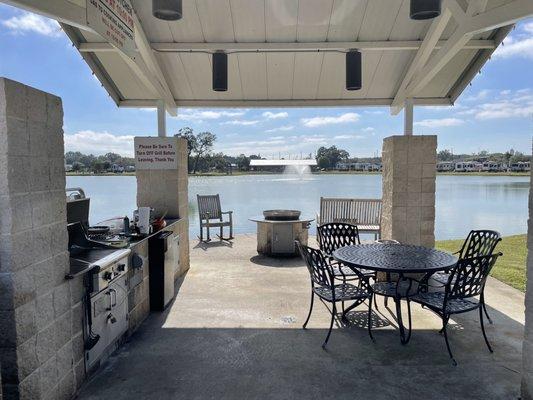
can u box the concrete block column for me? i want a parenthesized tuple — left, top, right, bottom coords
(521, 145, 533, 399)
(136, 137, 190, 274)
(381, 135, 437, 247)
(0, 78, 81, 400)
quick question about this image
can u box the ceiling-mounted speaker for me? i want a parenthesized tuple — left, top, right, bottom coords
(213, 52, 228, 92)
(346, 50, 362, 91)
(410, 0, 441, 20)
(153, 0, 182, 21)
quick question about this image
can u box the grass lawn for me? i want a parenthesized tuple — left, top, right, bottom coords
(435, 234, 527, 292)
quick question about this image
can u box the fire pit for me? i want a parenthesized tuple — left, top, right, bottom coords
(263, 210, 301, 221)
(249, 211, 314, 257)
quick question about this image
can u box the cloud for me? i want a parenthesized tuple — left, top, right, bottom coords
(220, 119, 259, 126)
(458, 89, 533, 120)
(64, 131, 134, 156)
(301, 112, 360, 128)
(174, 109, 246, 121)
(262, 111, 288, 119)
(464, 89, 491, 102)
(362, 127, 375, 132)
(265, 125, 294, 133)
(493, 26, 533, 60)
(334, 134, 365, 140)
(414, 118, 464, 128)
(2, 12, 61, 37)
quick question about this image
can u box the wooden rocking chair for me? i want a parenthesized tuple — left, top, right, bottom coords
(197, 194, 234, 242)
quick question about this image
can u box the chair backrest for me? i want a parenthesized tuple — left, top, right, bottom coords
(295, 241, 333, 288)
(447, 253, 501, 301)
(319, 197, 382, 226)
(458, 230, 501, 259)
(317, 222, 361, 256)
(197, 194, 222, 220)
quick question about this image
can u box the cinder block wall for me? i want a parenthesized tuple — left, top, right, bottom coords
(136, 137, 190, 277)
(522, 146, 533, 399)
(0, 78, 83, 400)
(381, 135, 437, 247)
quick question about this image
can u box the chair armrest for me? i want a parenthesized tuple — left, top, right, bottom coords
(199, 212, 211, 221)
(221, 211, 233, 214)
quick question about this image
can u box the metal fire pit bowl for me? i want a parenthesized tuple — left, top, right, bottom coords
(263, 210, 301, 221)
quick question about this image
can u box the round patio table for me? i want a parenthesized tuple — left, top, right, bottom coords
(332, 243, 458, 344)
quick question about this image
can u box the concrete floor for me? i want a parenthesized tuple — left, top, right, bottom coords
(77, 235, 525, 400)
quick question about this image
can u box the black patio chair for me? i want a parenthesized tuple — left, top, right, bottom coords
(317, 222, 374, 280)
(411, 252, 502, 365)
(296, 241, 374, 348)
(428, 230, 501, 322)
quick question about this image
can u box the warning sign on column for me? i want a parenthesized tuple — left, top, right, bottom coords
(134, 137, 179, 170)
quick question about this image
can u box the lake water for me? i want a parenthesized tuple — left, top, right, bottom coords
(66, 174, 530, 240)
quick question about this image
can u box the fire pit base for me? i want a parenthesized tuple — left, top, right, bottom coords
(249, 214, 314, 257)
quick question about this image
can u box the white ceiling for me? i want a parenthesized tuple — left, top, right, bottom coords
(55, 0, 522, 110)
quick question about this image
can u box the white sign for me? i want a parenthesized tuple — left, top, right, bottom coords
(87, 0, 136, 58)
(134, 137, 179, 170)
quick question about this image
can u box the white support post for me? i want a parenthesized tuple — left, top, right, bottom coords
(157, 100, 167, 137)
(404, 99, 414, 136)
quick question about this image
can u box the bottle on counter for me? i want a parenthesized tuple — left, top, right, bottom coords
(123, 215, 130, 235)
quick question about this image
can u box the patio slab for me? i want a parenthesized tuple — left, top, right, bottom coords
(76, 234, 524, 400)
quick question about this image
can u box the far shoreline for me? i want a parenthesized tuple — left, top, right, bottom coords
(66, 171, 531, 178)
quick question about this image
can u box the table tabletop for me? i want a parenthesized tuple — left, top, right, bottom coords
(333, 243, 458, 274)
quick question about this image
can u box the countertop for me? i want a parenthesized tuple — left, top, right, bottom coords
(66, 219, 181, 279)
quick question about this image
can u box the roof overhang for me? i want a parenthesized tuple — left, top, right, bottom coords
(3, 0, 533, 115)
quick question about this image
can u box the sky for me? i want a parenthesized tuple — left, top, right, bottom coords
(0, 3, 531, 158)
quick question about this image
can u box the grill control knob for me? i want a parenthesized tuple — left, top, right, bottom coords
(103, 271, 113, 281)
(117, 263, 126, 272)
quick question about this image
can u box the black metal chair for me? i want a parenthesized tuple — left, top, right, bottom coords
(317, 222, 374, 280)
(296, 241, 374, 348)
(411, 253, 502, 365)
(429, 230, 501, 322)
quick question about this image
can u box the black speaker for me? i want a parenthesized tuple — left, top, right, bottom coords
(213, 52, 228, 92)
(346, 50, 362, 91)
(152, 0, 182, 21)
(410, 0, 441, 20)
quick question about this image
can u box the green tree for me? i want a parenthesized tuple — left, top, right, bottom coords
(192, 131, 217, 173)
(317, 156, 330, 169)
(438, 149, 454, 161)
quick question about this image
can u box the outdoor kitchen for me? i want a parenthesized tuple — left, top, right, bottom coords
(65, 187, 186, 374)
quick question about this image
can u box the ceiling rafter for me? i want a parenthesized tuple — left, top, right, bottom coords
(76, 39, 496, 53)
(391, 0, 506, 115)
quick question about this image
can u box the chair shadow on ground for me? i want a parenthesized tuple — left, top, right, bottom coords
(193, 239, 234, 251)
(249, 255, 303, 268)
(338, 309, 391, 329)
(77, 301, 523, 400)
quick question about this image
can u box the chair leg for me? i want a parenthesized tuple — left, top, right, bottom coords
(219, 226, 223, 240)
(373, 293, 379, 311)
(482, 300, 493, 324)
(302, 291, 314, 329)
(367, 296, 375, 342)
(206, 225, 211, 241)
(479, 305, 493, 353)
(199, 226, 203, 242)
(322, 303, 336, 349)
(442, 316, 457, 366)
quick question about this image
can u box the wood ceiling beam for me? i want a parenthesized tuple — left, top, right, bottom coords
(77, 39, 495, 53)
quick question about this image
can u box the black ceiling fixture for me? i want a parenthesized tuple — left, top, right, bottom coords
(410, 0, 441, 20)
(346, 50, 362, 91)
(212, 52, 228, 92)
(153, 0, 182, 21)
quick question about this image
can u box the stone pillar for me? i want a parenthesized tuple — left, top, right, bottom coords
(521, 144, 533, 399)
(0, 78, 82, 400)
(136, 137, 190, 273)
(381, 135, 437, 247)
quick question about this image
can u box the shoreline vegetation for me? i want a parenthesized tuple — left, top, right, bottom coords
(436, 234, 526, 292)
(66, 171, 531, 177)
